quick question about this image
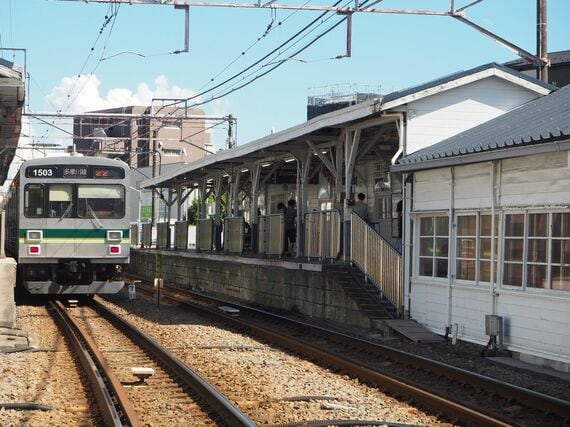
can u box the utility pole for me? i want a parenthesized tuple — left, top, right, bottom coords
(151, 129, 159, 227)
(226, 114, 235, 149)
(537, 0, 549, 83)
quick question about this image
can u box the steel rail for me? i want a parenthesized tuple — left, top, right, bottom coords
(48, 300, 142, 427)
(138, 282, 570, 422)
(89, 299, 256, 427)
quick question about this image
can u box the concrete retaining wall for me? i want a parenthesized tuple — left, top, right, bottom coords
(0, 258, 17, 328)
(129, 250, 375, 330)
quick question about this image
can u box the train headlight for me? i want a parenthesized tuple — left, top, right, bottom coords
(107, 230, 123, 242)
(26, 230, 43, 242)
(28, 245, 41, 255)
(108, 245, 121, 255)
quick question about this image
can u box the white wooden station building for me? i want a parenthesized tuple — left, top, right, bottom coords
(393, 84, 570, 371)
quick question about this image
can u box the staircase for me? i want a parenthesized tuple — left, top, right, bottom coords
(325, 263, 398, 324)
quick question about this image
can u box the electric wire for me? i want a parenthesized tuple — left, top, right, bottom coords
(36, 4, 121, 146)
(158, 0, 344, 111)
(188, 17, 347, 109)
(195, 0, 312, 95)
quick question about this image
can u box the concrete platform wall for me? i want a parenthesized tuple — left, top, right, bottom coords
(130, 250, 374, 330)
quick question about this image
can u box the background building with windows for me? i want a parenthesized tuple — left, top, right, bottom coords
(73, 105, 212, 168)
(393, 84, 570, 370)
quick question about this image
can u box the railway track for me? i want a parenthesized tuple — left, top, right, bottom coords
(129, 279, 570, 426)
(48, 299, 255, 426)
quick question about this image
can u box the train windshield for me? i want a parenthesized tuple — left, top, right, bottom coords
(77, 185, 125, 219)
(48, 184, 73, 218)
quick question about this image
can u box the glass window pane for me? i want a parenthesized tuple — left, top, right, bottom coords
(435, 258, 448, 278)
(503, 263, 523, 287)
(457, 216, 476, 236)
(480, 215, 499, 236)
(420, 217, 433, 236)
(49, 184, 72, 202)
(456, 238, 476, 259)
(480, 261, 497, 283)
(552, 213, 570, 238)
(551, 239, 570, 265)
(551, 266, 570, 291)
(48, 184, 73, 218)
(456, 260, 475, 281)
(527, 264, 547, 289)
(435, 238, 449, 257)
(77, 185, 125, 219)
(24, 184, 44, 218)
(528, 213, 548, 237)
(527, 239, 547, 263)
(420, 238, 433, 256)
(504, 239, 524, 261)
(419, 258, 433, 276)
(505, 214, 524, 237)
(435, 216, 449, 236)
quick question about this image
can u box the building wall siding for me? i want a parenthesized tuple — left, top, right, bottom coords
(405, 77, 541, 155)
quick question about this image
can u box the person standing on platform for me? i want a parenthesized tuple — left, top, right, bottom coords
(284, 199, 297, 257)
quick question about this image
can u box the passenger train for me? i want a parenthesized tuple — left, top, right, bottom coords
(4, 155, 131, 295)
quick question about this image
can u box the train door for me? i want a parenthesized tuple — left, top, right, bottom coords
(45, 183, 75, 259)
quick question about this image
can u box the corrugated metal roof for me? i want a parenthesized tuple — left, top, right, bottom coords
(394, 84, 570, 172)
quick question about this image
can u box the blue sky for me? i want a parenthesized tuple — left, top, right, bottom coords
(1, 0, 569, 150)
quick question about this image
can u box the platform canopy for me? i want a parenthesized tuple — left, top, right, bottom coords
(0, 59, 24, 185)
(140, 97, 391, 190)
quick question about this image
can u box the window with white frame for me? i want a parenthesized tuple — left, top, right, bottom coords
(503, 212, 570, 292)
(456, 213, 498, 284)
(418, 215, 449, 278)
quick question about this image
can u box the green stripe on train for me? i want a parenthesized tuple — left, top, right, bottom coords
(19, 229, 131, 238)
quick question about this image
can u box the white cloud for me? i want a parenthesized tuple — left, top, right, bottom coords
(45, 74, 203, 113)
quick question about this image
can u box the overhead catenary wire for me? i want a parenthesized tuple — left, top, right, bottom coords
(36, 4, 121, 145)
(158, 0, 345, 112)
(188, 16, 348, 109)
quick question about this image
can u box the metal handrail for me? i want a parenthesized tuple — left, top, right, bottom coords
(350, 212, 402, 313)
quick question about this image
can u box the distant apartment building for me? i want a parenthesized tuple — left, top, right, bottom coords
(73, 105, 212, 168)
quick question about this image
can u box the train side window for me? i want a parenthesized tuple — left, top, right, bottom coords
(77, 185, 125, 219)
(24, 184, 45, 218)
(48, 184, 73, 218)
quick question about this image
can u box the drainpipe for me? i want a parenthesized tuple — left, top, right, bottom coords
(447, 167, 455, 329)
(490, 161, 498, 316)
(402, 173, 413, 318)
(390, 113, 406, 166)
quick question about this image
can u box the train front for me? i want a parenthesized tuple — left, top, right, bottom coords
(18, 158, 130, 295)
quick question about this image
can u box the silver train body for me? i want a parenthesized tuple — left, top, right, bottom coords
(4, 156, 130, 294)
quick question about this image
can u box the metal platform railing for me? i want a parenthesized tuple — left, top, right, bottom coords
(224, 216, 245, 254)
(304, 209, 341, 261)
(197, 218, 214, 251)
(258, 214, 284, 256)
(350, 212, 402, 312)
(174, 221, 189, 250)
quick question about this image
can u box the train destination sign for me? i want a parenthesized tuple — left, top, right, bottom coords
(25, 165, 125, 179)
